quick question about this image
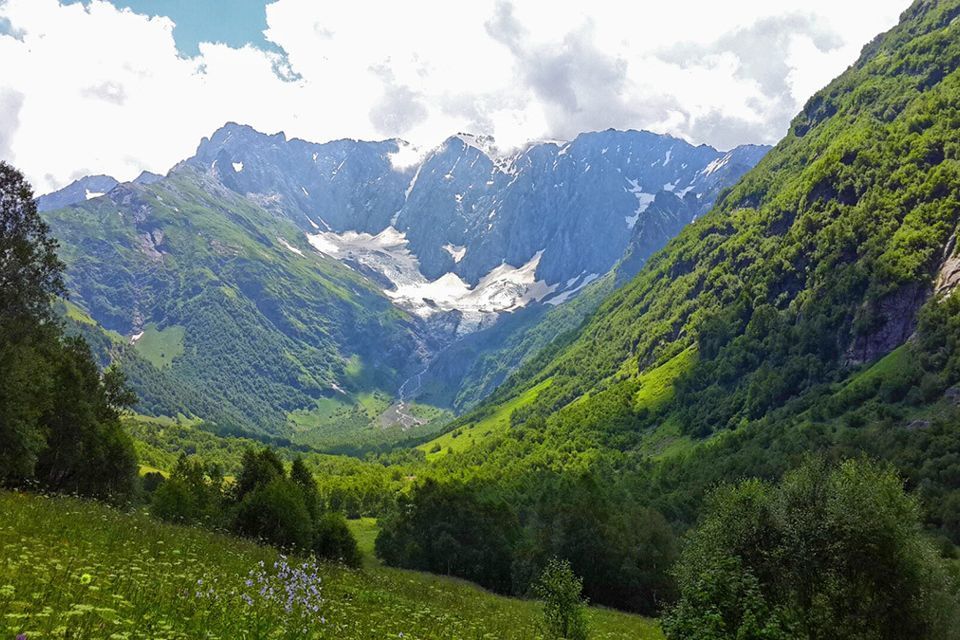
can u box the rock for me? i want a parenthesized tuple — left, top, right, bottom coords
(944, 386, 960, 405)
(906, 419, 931, 431)
(844, 282, 928, 366)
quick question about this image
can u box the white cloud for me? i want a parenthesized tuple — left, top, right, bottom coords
(0, 0, 907, 194)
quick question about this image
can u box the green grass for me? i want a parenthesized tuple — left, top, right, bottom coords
(633, 347, 697, 412)
(0, 491, 662, 639)
(640, 416, 695, 460)
(345, 517, 381, 569)
(133, 323, 185, 369)
(287, 392, 453, 453)
(419, 379, 552, 461)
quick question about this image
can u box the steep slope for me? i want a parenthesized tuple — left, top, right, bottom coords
(424, 0, 960, 495)
(41, 125, 763, 436)
(36, 174, 120, 211)
(43, 166, 425, 439)
(187, 124, 765, 333)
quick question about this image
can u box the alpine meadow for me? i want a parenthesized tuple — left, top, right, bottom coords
(4, 0, 960, 638)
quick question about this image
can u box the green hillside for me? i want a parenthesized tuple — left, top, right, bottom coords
(43, 168, 435, 445)
(374, 8, 960, 611)
(0, 491, 661, 640)
(421, 0, 960, 492)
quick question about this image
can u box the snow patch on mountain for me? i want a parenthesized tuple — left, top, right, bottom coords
(306, 227, 556, 333)
(232, 162, 244, 172)
(443, 243, 467, 263)
(278, 238, 304, 256)
(702, 154, 731, 176)
(625, 179, 656, 229)
(546, 273, 600, 306)
(84, 189, 105, 200)
(389, 140, 425, 171)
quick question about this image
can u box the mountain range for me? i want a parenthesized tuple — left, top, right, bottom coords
(416, 0, 960, 539)
(39, 124, 766, 448)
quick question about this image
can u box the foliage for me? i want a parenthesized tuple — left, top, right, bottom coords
(0, 491, 662, 639)
(534, 558, 589, 640)
(375, 472, 677, 614)
(375, 479, 519, 592)
(313, 512, 362, 568)
(662, 458, 959, 640)
(234, 477, 315, 551)
(150, 445, 365, 566)
(0, 161, 137, 498)
(150, 454, 224, 525)
(0, 161, 64, 324)
(234, 447, 285, 500)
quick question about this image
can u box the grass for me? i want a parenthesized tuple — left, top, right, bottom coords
(345, 518, 381, 569)
(288, 392, 453, 453)
(418, 379, 553, 461)
(133, 323, 185, 369)
(835, 345, 911, 400)
(0, 491, 662, 639)
(633, 347, 697, 412)
(137, 463, 168, 477)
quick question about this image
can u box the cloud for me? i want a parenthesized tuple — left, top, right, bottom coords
(81, 81, 128, 105)
(0, 0, 908, 194)
(0, 88, 24, 160)
(368, 65, 429, 135)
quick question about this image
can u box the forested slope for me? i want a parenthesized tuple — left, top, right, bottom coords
(43, 168, 423, 437)
(412, 0, 960, 545)
(454, 0, 960, 443)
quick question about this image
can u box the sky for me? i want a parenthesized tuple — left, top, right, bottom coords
(0, 0, 909, 194)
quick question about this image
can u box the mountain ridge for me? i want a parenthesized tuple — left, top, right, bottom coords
(39, 124, 766, 447)
(421, 0, 960, 482)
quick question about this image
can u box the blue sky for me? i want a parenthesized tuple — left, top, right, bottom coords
(0, 0, 909, 193)
(63, 0, 274, 56)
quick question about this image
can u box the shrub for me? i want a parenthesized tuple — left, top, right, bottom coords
(533, 558, 589, 640)
(233, 478, 313, 551)
(662, 458, 960, 640)
(313, 512, 361, 567)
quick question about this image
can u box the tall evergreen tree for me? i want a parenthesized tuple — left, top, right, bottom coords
(0, 162, 138, 496)
(0, 161, 64, 481)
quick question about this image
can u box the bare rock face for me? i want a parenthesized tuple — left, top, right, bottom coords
(844, 282, 928, 366)
(935, 235, 960, 296)
(944, 386, 960, 405)
(185, 123, 768, 294)
(936, 257, 960, 295)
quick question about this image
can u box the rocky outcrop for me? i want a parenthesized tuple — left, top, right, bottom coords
(844, 282, 928, 366)
(935, 234, 960, 296)
(178, 124, 768, 296)
(36, 174, 120, 211)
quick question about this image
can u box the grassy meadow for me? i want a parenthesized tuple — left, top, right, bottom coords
(0, 491, 662, 640)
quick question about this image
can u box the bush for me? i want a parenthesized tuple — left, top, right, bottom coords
(313, 512, 361, 567)
(233, 478, 313, 551)
(151, 456, 223, 525)
(662, 458, 959, 640)
(533, 558, 589, 640)
(152, 478, 201, 524)
(375, 479, 518, 592)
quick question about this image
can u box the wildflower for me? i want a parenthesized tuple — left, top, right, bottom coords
(79, 573, 93, 584)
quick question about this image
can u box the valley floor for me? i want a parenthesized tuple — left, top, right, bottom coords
(0, 491, 662, 639)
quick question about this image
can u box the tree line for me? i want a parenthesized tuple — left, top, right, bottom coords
(0, 161, 137, 497)
(0, 161, 361, 567)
